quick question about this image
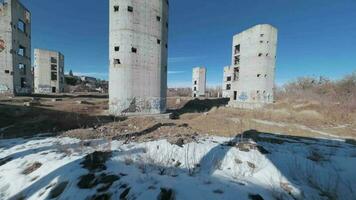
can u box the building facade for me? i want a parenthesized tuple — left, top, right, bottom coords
(109, 0, 169, 115)
(0, 0, 32, 95)
(228, 24, 278, 108)
(34, 49, 65, 94)
(192, 67, 206, 98)
(222, 65, 233, 98)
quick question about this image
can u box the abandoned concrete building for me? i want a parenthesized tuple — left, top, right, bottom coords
(226, 24, 278, 108)
(0, 0, 32, 95)
(34, 49, 65, 94)
(109, 0, 169, 115)
(192, 67, 207, 98)
(222, 65, 233, 98)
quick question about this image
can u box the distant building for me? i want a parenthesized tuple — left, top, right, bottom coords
(0, 0, 32, 95)
(222, 66, 233, 98)
(192, 67, 207, 98)
(228, 24, 278, 108)
(34, 49, 65, 93)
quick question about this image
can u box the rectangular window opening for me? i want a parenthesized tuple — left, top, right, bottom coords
(156, 16, 161, 21)
(114, 59, 121, 64)
(114, 46, 120, 51)
(234, 44, 240, 54)
(131, 47, 137, 53)
(51, 57, 57, 63)
(18, 46, 25, 56)
(227, 76, 231, 81)
(51, 72, 58, 81)
(17, 20, 26, 33)
(114, 6, 119, 12)
(128, 6, 133, 12)
(18, 63, 26, 75)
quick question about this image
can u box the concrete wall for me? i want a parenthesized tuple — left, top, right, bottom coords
(109, 0, 168, 115)
(34, 49, 65, 94)
(229, 24, 278, 108)
(0, 0, 32, 95)
(192, 67, 206, 97)
(222, 65, 233, 98)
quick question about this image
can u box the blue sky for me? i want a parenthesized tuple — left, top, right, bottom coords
(23, 0, 356, 87)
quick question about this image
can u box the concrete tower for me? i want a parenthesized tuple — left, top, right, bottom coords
(0, 0, 32, 95)
(109, 0, 169, 115)
(222, 66, 233, 98)
(229, 24, 278, 108)
(192, 67, 206, 98)
(34, 49, 65, 94)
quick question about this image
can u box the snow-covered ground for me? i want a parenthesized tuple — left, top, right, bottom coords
(0, 134, 355, 200)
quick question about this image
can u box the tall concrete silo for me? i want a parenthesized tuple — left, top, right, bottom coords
(109, 0, 169, 115)
(229, 24, 278, 108)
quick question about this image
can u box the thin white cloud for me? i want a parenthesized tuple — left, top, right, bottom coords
(168, 70, 186, 75)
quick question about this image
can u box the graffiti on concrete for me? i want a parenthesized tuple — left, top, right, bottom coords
(239, 92, 248, 101)
(36, 85, 52, 94)
(0, 84, 9, 93)
(0, 39, 5, 52)
(110, 97, 166, 115)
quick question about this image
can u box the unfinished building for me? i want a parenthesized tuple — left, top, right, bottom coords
(227, 24, 278, 108)
(34, 49, 65, 94)
(0, 0, 32, 95)
(192, 67, 206, 98)
(222, 66, 233, 98)
(109, 0, 169, 115)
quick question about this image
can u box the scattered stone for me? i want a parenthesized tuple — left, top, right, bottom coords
(22, 162, 42, 175)
(49, 181, 68, 199)
(170, 138, 185, 147)
(0, 156, 12, 166)
(280, 182, 293, 195)
(120, 187, 131, 200)
(77, 174, 96, 189)
(247, 162, 256, 170)
(234, 158, 243, 164)
(81, 151, 112, 172)
(157, 188, 175, 200)
(23, 101, 40, 107)
(213, 189, 224, 194)
(52, 98, 62, 102)
(90, 193, 112, 200)
(248, 194, 264, 200)
(174, 161, 182, 167)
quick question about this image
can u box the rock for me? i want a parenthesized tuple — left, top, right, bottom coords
(81, 151, 112, 172)
(77, 174, 97, 189)
(90, 193, 112, 200)
(22, 162, 42, 175)
(157, 188, 175, 200)
(120, 188, 131, 200)
(52, 98, 62, 102)
(248, 194, 264, 200)
(49, 181, 68, 199)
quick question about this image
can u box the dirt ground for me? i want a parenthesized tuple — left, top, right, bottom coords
(0, 94, 355, 141)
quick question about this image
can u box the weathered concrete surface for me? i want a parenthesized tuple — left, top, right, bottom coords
(109, 0, 169, 115)
(192, 67, 206, 98)
(228, 24, 278, 108)
(34, 49, 65, 94)
(0, 0, 32, 95)
(222, 66, 233, 98)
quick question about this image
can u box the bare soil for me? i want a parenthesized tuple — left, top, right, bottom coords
(0, 94, 355, 141)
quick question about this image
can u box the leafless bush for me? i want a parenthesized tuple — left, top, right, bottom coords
(276, 73, 356, 123)
(167, 88, 192, 97)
